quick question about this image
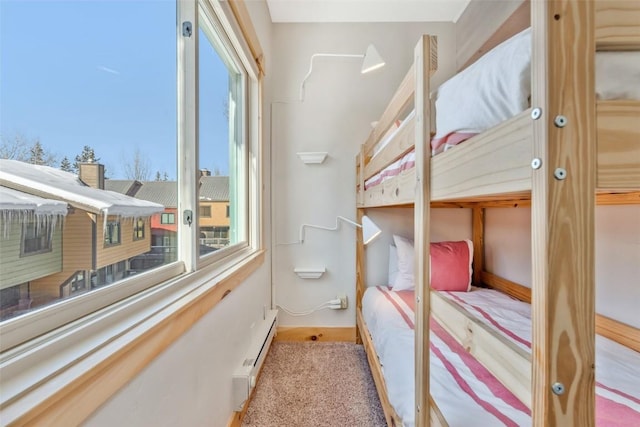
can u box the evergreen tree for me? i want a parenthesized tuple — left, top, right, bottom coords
(60, 156, 73, 172)
(73, 145, 100, 173)
(29, 141, 45, 165)
(155, 171, 162, 181)
(27, 140, 57, 166)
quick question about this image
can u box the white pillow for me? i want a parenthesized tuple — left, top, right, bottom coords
(388, 244, 399, 285)
(433, 28, 532, 139)
(392, 235, 414, 291)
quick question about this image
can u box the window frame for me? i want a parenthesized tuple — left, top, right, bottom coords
(195, 1, 251, 267)
(20, 221, 53, 257)
(133, 219, 145, 241)
(103, 220, 122, 247)
(0, 0, 261, 354)
(198, 205, 212, 218)
(160, 213, 176, 224)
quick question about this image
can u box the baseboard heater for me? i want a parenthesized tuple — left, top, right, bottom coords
(232, 309, 278, 411)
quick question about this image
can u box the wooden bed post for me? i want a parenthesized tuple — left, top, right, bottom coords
(531, 1, 596, 426)
(414, 35, 433, 427)
(355, 207, 365, 345)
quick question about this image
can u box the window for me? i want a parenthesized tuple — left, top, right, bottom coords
(0, 0, 260, 352)
(21, 221, 53, 256)
(161, 213, 175, 224)
(133, 219, 145, 240)
(199, 205, 212, 218)
(104, 221, 121, 246)
(197, 4, 248, 259)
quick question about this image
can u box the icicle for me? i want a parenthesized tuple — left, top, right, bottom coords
(0, 210, 66, 238)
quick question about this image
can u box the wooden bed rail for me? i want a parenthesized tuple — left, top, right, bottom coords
(431, 271, 640, 410)
(596, 0, 640, 50)
(480, 270, 640, 353)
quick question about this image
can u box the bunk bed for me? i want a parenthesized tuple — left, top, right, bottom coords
(354, 1, 640, 426)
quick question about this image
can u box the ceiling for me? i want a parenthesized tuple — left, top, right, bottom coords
(266, 0, 471, 23)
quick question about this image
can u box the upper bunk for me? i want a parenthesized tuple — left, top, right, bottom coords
(355, 0, 640, 208)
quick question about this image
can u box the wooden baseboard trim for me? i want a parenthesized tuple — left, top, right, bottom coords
(274, 326, 356, 342)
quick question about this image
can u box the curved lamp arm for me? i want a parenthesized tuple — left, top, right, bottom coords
(299, 53, 364, 102)
(298, 215, 381, 245)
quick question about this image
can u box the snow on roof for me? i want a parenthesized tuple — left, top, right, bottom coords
(0, 186, 68, 216)
(0, 159, 164, 218)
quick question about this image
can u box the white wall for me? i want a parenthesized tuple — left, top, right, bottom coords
(85, 1, 274, 425)
(485, 205, 640, 328)
(271, 22, 456, 327)
(364, 208, 472, 288)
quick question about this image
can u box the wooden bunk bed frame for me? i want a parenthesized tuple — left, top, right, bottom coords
(354, 1, 640, 426)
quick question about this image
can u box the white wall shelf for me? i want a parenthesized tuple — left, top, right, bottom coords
(296, 152, 328, 164)
(293, 267, 326, 279)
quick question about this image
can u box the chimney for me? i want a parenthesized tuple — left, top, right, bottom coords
(79, 162, 105, 189)
(200, 168, 211, 177)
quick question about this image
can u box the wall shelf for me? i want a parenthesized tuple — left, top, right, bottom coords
(293, 267, 326, 279)
(297, 152, 328, 164)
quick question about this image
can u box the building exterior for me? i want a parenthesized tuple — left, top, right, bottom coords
(106, 172, 230, 261)
(0, 160, 164, 317)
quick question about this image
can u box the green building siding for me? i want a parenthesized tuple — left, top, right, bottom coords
(0, 222, 63, 289)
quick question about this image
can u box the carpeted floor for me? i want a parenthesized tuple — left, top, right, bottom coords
(242, 341, 387, 427)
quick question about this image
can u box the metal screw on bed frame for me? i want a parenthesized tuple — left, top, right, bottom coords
(554, 168, 567, 180)
(531, 108, 542, 120)
(552, 382, 565, 395)
(554, 115, 567, 128)
(531, 158, 542, 170)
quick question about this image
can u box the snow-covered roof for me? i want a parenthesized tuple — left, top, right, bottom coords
(0, 186, 68, 216)
(0, 159, 164, 218)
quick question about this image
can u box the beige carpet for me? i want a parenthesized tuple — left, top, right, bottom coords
(242, 341, 387, 427)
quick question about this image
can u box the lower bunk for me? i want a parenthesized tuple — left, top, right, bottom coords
(360, 286, 640, 427)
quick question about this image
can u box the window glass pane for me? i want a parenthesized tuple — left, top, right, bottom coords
(197, 9, 247, 257)
(0, 0, 177, 321)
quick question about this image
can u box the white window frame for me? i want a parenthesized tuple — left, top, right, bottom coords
(0, 0, 261, 388)
(194, 0, 253, 268)
(160, 212, 176, 224)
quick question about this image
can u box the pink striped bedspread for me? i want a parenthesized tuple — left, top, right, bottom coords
(361, 286, 640, 427)
(363, 134, 475, 190)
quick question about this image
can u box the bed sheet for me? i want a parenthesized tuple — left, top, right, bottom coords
(362, 50, 640, 186)
(362, 286, 531, 427)
(362, 285, 640, 427)
(440, 288, 640, 423)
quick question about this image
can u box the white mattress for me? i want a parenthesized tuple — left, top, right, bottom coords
(363, 50, 640, 188)
(362, 286, 640, 427)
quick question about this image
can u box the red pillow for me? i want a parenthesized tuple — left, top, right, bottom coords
(430, 240, 473, 291)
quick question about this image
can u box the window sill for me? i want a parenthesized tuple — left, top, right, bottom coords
(0, 248, 265, 426)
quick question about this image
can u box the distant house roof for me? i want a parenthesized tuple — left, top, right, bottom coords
(105, 177, 229, 206)
(134, 181, 178, 207)
(199, 176, 229, 201)
(104, 180, 141, 197)
(0, 160, 163, 218)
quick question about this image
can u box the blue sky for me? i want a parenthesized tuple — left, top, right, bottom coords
(0, 0, 229, 180)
